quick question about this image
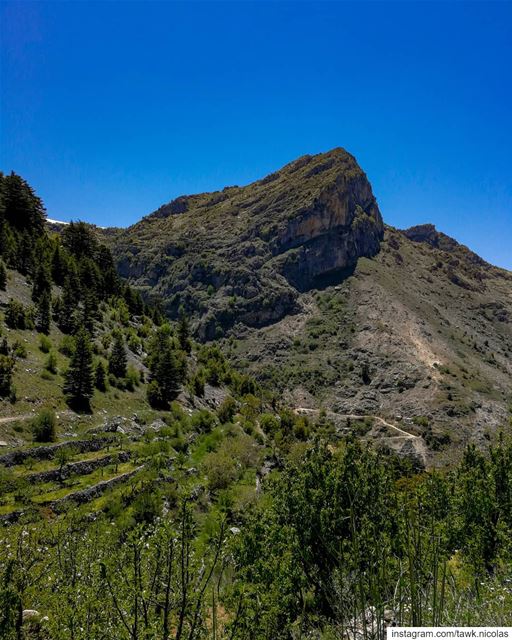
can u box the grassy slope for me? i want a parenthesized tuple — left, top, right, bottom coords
(0, 268, 162, 447)
(0, 266, 266, 524)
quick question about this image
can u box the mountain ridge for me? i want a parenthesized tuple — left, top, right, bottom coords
(104, 148, 384, 339)
(90, 148, 512, 463)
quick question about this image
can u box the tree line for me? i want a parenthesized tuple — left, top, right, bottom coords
(0, 171, 191, 412)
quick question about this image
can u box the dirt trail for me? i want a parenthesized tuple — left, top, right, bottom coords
(0, 410, 75, 426)
(0, 414, 34, 425)
(296, 406, 429, 468)
(295, 407, 418, 439)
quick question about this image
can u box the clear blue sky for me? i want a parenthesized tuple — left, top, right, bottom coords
(1, 1, 511, 269)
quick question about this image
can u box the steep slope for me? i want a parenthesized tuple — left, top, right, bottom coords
(227, 225, 512, 465)
(109, 148, 383, 339)
(103, 149, 512, 463)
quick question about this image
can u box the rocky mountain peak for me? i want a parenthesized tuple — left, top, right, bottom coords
(110, 149, 385, 338)
(401, 223, 489, 267)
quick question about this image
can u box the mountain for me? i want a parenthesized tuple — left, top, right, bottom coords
(108, 148, 383, 339)
(105, 149, 512, 465)
(2, 164, 512, 637)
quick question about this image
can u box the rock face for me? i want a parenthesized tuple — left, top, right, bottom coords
(107, 148, 383, 338)
(227, 223, 512, 466)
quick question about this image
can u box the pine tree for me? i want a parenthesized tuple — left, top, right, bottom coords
(64, 327, 94, 410)
(155, 345, 181, 403)
(177, 305, 191, 353)
(81, 289, 99, 334)
(32, 262, 52, 302)
(58, 274, 80, 333)
(124, 285, 144, 315)
(61, 221, 98, 259)
(0, 219, 17, 266)
(108, 332, 127, 379)
(17, 229, 34, 274)
(51, 240, 67, 286)
(97, 245, 120, 296)
(0, 338, 10, 356)
(36, 291, 51, 334)
(3, 172, 46, 233)
(0, 259, 7, 290)
(94, 361, 107, 391)
(79, 256, 101, 298)
(52, 295, 62, 323)
(0, 354, 15, 397)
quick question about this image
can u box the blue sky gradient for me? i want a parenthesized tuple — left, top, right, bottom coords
(1, 1, 511, 268)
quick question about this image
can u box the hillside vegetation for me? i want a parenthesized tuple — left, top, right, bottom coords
(104, 150, 512, 465)
(1, 167, 512, 638)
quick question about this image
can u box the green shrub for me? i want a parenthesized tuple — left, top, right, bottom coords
(45, 351, 58, 374)
(217, 396, 237, 423)
(147, 380, 165, 408)
(190, 409, 217, 434)
(259, 413, 280, 436)
(132, 489, 162, 524)
(5, 299, 27, 329)
(202, 448, 238, 491)
(12, 341, 27, 358)
(190, 370, 205, 396)
(125, 365, 140, 391)
(59, 334, 75, 356)
(32, 408, 57, 442)
(39, 334, 52, 353)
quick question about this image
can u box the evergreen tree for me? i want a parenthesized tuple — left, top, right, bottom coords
(154, 345, 181, 403)
(32, 262, 52, 302)
(51, 240, 68, 286)
(177, 305, 191, 353)
(64, 264, 82, 305)
(3, 172, 46, 233)
(0, 220, 17, 266)
(79, 256, 101, 298)
(109, 332, 127, 378)
(36, 291, 51, 334)
(0, 259, 6, 290)
(63, 327, 94, 410)
(61, 221, 98, 259)
(5, 299, 26, 330)
(17, 229, 34, 274)
(52, 295, 63, 323)
(58, 273, 80, 333)
(94, 360, 107, 391)
(97, 245, 120, 296)
(124, 285, 144, 316)
(0, 354, 15, 397)
(81, 290, 99, 334)
(0, 338, 10, 356)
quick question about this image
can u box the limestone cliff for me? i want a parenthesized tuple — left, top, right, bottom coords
(108, 148, 384, 338)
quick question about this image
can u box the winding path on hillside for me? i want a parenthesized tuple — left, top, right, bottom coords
(0, 410, 78, 426)
(295, 407, 419, 439)
(0, 414, 35, 425)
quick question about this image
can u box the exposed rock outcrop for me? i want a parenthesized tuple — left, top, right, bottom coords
(26, 452, 130, 484)
(0, 437, 116, 467)
(106, 148, 383, 339)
